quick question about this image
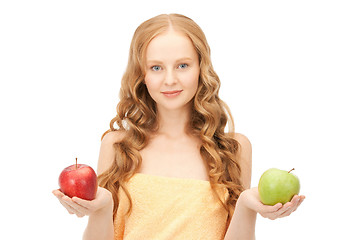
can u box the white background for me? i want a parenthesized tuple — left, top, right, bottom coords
(1, 0, 353, 239)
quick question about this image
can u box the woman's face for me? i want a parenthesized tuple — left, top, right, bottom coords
(144, 29, 200, 112)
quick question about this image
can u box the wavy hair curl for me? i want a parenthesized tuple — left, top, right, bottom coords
(98, 14, 244, 225)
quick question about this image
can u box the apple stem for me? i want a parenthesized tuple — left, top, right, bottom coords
(288, 168, 295, 173)
(76, 157, 78, 170)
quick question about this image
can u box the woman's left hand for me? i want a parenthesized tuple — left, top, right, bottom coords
(240, 187, 305, 220)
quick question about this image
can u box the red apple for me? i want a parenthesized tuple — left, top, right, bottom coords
(58, 158, 98, 200)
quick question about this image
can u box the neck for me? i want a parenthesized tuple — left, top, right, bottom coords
(155, 105, 192, 139)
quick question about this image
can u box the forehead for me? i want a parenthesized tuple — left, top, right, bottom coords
(145, 30, 198, 62)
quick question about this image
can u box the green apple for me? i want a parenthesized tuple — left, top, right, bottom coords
(258, 168, 300, 205)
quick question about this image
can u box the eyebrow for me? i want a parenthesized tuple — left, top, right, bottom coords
(146, 57, 193, 64)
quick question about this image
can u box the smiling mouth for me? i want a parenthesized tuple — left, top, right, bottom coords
(161, 90, 183, 94)
(161, 90, 183, 97)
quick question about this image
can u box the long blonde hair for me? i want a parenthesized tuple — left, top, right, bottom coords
(98, 13, 244, 224)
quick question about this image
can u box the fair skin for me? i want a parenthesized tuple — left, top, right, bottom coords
(53, 28, 305, 240)
(140, 29, 207, 179)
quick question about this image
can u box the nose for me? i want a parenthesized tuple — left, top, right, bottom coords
(164, 68, 177, 86)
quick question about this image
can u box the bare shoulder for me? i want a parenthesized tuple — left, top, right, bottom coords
(227, 132, 252, 152)
(228, 132, 252, 189)
(97, 130, 126, 175)
(101, 129, 126, 145)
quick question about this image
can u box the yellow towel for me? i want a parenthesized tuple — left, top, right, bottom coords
(114, 173, 229, 240)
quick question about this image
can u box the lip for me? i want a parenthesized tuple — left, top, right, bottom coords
(161, 90, 183, 94)
(161, 90, 183, 97)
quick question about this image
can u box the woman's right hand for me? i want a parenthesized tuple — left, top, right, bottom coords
(52, 186, 113, 218)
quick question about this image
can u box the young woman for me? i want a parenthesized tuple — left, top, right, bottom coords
(53, 13, 305, 240)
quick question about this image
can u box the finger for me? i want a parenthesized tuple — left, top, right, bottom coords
(52, 189, 65, 198)
(258, 203, 282, 220)
(277, 196, 299, 215)
(260, 195, 304, 220)
(52, 190, 75, 214)
(283, 195, 299, 208)
(263, 203, 282, 213)
(293, 195, 303, 208)
(260, 213, 278, 220)
(289, 195, 302, 210)
(279, 209, 292, 218)
(263, 205, 293, 220)
(279, 204, 296, 217)
(57, 198, 76, 214)
(277, 205, 292, 216)
(76, 213, 85, 218)
(72, 197, 97, 214)
(62, 196, 90, 215)
(290, 195, 306, 213)
(299, 196, 305, 205)
(278, 195, 304, 217)
(52, 190, 86, 217)
(280, 200, 301, 217)
(60, 200, 85, 218)
(293, 195, 300, 201)
(72, 197, 93, 209)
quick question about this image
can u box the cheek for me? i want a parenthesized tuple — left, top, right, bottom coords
(183, 69, 199, 90)
(144, 75, 160, 96)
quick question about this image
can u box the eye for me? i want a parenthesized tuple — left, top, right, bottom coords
(178, 63, 188, 69)
(151, 65, 162, 71)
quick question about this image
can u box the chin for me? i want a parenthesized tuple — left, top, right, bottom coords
(158, 102, 191, 111)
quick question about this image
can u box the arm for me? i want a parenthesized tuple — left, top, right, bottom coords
(52, 130, 125, 240)
(224, 192, 257, 240)
(82, 130, 125, 240)
(225, 187, 305, 240)
(224, 133, 256, 240)
(224, 133, 305, 240)
(81, 188, 114, 240)
(52, 187, 114, 240)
